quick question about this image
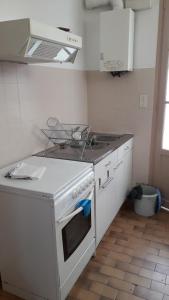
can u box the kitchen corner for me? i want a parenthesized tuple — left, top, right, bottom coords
(0, 1, 164, 300)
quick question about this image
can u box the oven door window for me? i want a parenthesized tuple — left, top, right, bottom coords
(62, 211, 91, 261)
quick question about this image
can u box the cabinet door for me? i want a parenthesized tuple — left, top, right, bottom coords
(114, 150, 132, 211)
(95, 151, 117, 192)
(113, 160, 125, 213)
(96, 173, 115, 246)
(123, 149, 133, 199)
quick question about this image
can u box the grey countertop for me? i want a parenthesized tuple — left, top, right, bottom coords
(34, 133, 133, 165)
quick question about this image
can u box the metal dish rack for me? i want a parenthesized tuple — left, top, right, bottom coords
(41, 118, 91, 159)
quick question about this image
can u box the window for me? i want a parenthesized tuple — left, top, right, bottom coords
(162, 61, 169, 150)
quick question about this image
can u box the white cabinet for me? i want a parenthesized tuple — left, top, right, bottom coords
(94, 151, 117, 246)
(113, 160, 125, 213)
(95, 175, 115, 246)
(95, 138, 133, 246)
(123, 147, 133, 197)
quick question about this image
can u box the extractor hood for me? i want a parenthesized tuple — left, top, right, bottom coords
(0, 18, 82, 64)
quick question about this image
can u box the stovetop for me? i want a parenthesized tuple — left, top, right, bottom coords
(34, 133, 133, 165)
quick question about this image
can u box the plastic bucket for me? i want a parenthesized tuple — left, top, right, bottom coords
(134, 185, 157, 217)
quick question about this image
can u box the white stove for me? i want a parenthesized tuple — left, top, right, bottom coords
(0, 156, 95, 300)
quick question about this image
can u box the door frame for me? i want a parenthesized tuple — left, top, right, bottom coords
(149, 0, 169, 183)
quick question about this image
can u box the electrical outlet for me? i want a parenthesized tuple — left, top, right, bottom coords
(140, 95, 148, 109)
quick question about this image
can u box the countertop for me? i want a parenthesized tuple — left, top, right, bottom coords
(35, 133, 133, 165)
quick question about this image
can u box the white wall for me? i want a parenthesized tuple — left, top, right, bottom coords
(84, 0, 160, 70)
(86, 0, 161, 184)
(87, 69, 155, 184)
(0, 1, 89, 167)
(0, 0, 86, 70)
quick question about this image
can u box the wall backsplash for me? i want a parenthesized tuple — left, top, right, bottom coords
(0, 63, 88, 167)
(87, 69, 155, 184)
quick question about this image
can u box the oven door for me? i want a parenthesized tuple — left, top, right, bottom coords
(55, 189, 95, 286)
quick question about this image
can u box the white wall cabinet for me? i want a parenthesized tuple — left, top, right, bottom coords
(95, 138, 133, 246)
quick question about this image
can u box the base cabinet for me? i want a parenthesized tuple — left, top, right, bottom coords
(95, 138, 133, 246)
(123, 148, 133, 197)
(114, 160, 125, 215)
(95, 176, 116, 246)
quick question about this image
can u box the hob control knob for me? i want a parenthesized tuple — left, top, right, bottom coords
(82, 185, 86, 191)
(72, 190, 78, 199)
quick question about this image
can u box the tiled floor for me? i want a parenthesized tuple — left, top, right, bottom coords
(1, 208, 169, 300)
(68, 208, 169, 300)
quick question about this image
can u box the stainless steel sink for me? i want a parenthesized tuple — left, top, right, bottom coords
(92, 134, 124, 142)
(70, 133, 124, 151)
(71, 141, 110, 150)
(87, 142, 110, 150)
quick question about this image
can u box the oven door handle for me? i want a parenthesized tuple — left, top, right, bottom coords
(57, 190, 94, 224)
(58, 207, 83, 224)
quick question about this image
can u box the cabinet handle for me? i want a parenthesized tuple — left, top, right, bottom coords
(113, 160, 123, 170)
(124, 146, 129, 151)
(105, 161, 111, 168)
(101, 176, 114, 189)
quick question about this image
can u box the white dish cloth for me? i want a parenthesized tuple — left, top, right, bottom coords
(7, 162, 46, 180)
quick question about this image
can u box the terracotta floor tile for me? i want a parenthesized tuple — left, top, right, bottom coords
(124, 272, 151, 288)
(108, 232, 128, 241)
(107, 251, 132, 263)
(134, 225, 145, 233)
(86, 272, 109, 285)
(99, 265, 125, 280)
(75, 277, 92, 290)
(97, 245, 132, 263)
(100, 241, 124, 253)
(70, 287, 100, 300)
(159, 250, 169, 259)
(96, 247, 110, 257)
(108, 225, 123, 233)
(139, 267, 166, 283)
(116, 291, 144, 300)
(86, 261, 101, 273)
(151, 280, 169, 295)
(108, 276, 135, 294)
(113, 220, 134, 231)
(134, 285, 163, 300)
(90, 282, 117, 300)
(115, 217, 146, 228)
(94, 255, 116, 268)
(144, 229, 168, 239)
(150, 241, 169, 252)
(155, 264, 169, 275)
(142, 234, 164, 243)
(116, 239, 159, 255)
(146, 254, 169, 266)
(115, 261, 140, 274)
(131, 257, 156, 271)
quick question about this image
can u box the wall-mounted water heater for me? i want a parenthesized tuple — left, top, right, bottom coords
(125, 0, 152, 10)
(100, 8, 135, 73)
